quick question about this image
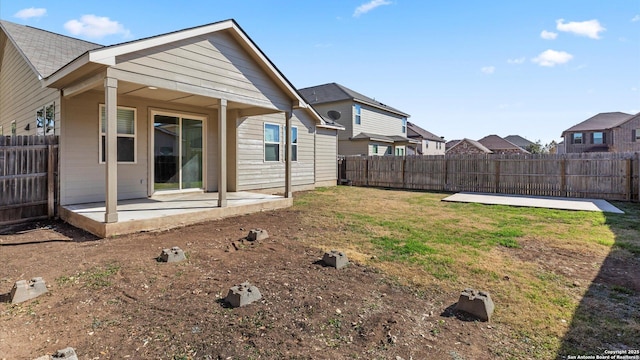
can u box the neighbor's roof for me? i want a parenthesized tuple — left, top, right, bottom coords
(406, 121, 444, 142)
(562, 112, 635, 136)
(504, 135, 535, 149)
(478, 134, 527, 152)
(351, 132, 420, 144)
(298, 83, 410, 117)
(447, 138, 492, 153)
(445, 139, 461, 149)
(0, 20, 102, 78)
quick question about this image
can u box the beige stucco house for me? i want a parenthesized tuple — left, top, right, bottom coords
(0, 19, 342, 236)
(298, 83, 418, 156)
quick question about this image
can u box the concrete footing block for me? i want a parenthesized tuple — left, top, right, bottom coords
(322, 250, 349, 269)
(225, 281, 262, 308)
(247, 228, 269, 241)
(33, 347, 78, 360)
(455, 288, 494, 321)
(10, 277, 48, 304)
(159, 246, 186, 263)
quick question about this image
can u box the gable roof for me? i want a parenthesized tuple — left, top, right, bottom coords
(561, 112, 635, 136)
(406, 121, 444, 142)
(478, 134, 527, 152)
(447, 138, 492, 153)
(0, 20, 102, 78)
(298, 83, 410, 117)
(504, 135, 535, 149)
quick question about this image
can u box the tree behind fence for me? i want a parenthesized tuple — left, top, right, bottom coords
(0, 135, 59, 225)
(340, 153, 640, 201)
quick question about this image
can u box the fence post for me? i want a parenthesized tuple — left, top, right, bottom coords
(494, 159, 501, 194)
(365, 156, 369, 187)
(47, 144, 55, 217)
(627, 158, 632, 202)
(561, 158, 567, 197)
(443, 156, 449, 191)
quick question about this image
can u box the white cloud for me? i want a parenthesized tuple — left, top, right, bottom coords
(532, 49, 573, 67)
(632, 15, 640, 22)
(64, 15, 131, 39)
(481, 66, 495, 74)
(353, 0, 392, 17)
(507, 57, 526, 64)
(556, 19, 605, 39)
(14, 7, 46, 20)
(540, 30, 558, 40)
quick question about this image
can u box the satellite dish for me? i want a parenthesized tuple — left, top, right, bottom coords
(327, 110, 341, 121)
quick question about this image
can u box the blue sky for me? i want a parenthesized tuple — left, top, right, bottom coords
(2, 0, 639, 145)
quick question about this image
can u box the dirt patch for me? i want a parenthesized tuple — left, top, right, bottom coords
(1, 211, 520, 359)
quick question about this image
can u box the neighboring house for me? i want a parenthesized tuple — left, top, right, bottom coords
(504, 135, 535, 152)
(0, 19, 342, 233)
(561, 112, 640, 153)
(555, 141, 566, 154)
(445, 139, 460, 151)
(478, 135, 529, 154)
(406, 121, 445, 155)
(445, 138, 492, 155)
(298, 83, 419, 156)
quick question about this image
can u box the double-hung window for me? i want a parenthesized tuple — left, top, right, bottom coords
(592, 132, 604, 144)
(291, 127, 298, 162)
(354, 104, 361, 125)
(264, 123, 280, 162)
(401, 117, 407, 134)
(100, 105, 136, 163)
(572, 133, 583, 144)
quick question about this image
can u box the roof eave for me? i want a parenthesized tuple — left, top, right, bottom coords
(43, 52, 92, 88)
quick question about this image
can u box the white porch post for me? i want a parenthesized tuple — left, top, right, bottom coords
(285, 110, 292, 198)
(104, 77, 118, 223)
(217, 99, 227, 208)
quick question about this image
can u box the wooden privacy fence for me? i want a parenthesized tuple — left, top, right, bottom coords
(0, 135, 59, 225)
(339, 153, 640, 201)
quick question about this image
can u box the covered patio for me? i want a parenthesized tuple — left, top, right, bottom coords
(59, 191, 292, 238)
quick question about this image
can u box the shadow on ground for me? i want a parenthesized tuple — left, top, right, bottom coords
(557, 202, 640, 359)
(0, 219, 99, 242)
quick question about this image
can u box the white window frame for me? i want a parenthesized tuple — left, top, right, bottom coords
(354, 104, 361, 125)
(593, 132, 604, 144)
(11, 121, 16, 136)
(401, 117, 407, 134)
(99, 104, 137, 164)
(291, 126, 298, 162)
(264, 122, 281, 162)
(36, 102, 55, 136)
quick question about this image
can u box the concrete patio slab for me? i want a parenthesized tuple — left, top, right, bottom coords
(60, 191, 292, 238)
(442, 192, 624, 214)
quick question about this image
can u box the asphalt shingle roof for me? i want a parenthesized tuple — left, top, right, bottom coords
(504, 135, 535, 149)
(478, 134, 525, 151)
(0, 20, 102, 78)
(298, 83, 409, 117)
(562, 112, 635, 135)
(447, 138, 492, 153)
(406, 121, 444, 142)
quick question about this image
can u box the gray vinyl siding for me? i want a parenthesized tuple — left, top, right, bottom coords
(114, 31, 292, 111)
(315, 127, 338, 182)
(613, 116, 640, 152)
(355, 103, 406, 137)
(308, 101, 353, 139)
(423, 140, 446, 155)
(60, 90, 219, 205)
(0, 36, 59, 135)
(235, 109, 315, 191)
(338, 140, 369, 156)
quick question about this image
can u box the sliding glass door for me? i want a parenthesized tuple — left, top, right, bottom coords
(153, 113, 203, 192)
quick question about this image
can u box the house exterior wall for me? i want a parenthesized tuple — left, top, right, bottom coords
(612, 117, 640, 152)
(356, 103, 406, 137)
(338, 140, 369, 156)
(235, 109, 316, 191)
(315, 127, 338, 184)
(564, 130, 614, 153)
(423, 140, 445, 155)
(307, 101, 353, 140)
(59, 90, 222, 205)
(0, 34, 60, 136)
(114, 31, 292, 111)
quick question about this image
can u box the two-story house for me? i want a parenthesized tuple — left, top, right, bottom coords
(299, 83, 419, 156)
(406, 121, 445, 155)
(561, 112, 640, 153)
